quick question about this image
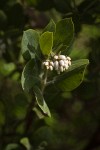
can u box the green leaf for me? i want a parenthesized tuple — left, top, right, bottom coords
(0, 60, 16, 76)
(21, 59, 40, 92)
(5, 143, 19, 150)
(33, 86, 51, 117)
(20, 137, 31, 150)
(53, 18, 74, 51)
(39, 31, 53, 56)
(21, 29, 40, 60)
(33, 107, 45, 119)
(58, 67, 86, 91)
(53, 59, 89, 91)
(43, 19, 56, 33)
(53, 44, 67, 54)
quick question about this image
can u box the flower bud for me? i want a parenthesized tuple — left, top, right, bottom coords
(54, 55, 58, 60)
(42, 62, 46, 65)
(64, 64, 69, 70)
(68, 61, 71, 66)
(54, 61, 59, 70)
(45, 61, 49, 66)
(64, 60, 69, 65)
(50, 61, 54, 66)
(49, 65, 53, 71)
(59, 55, 66, 60)
(59, 60, 65, 66)
(46, 66, 49, 70)
(67, 56, 71, 61)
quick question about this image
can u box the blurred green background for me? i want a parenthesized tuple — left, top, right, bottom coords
(0, 0, 100, 150)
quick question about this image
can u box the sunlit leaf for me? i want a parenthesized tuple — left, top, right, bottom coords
(39, 31, 53, 56)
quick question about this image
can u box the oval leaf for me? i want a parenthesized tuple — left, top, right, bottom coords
(21, 29, 40, 60)
(39, 31, 53, 56)
(53, 59, 89, 91)
(58, 66, 86, 91)
(21, 59, 40, 92)
(53, 18, 74, 51)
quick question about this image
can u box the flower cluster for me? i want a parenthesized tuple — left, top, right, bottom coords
(43, 55, 71, 74)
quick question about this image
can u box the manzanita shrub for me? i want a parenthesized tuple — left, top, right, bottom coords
(21, 18, 89, 117)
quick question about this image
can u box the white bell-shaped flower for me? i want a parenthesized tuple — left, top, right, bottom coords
(59, 55, 66, 60)
(54, 61, 59, 70)
(59, 60, 65, 66)
(54, 55, 58, 60)
(50, 61, 54, 66)
(49, 65, 53, 71)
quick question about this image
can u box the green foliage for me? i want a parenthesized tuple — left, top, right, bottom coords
(20, 137, 31, 150)
(21, 18, 88, 116)
(33, 86, 51, 117)
(0, 0, 100, 150)
(21, 29, 40, 60)
(5, 143, 19, 150)
(54, 18, 74, 50)
(21, 59, 40, 92)
(0, 60, 16, 76)
(43, 19, 56, 33)
(39, 31, 53, 56)
(55, 59, 89, 91)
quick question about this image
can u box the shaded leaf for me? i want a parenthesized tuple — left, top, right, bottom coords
(5, 143, 19, 150)
(33, 86, 51, 117)
(0, 60, 16, 76)
(58, 67, 86, 91)
(53, 18, 74, 52)
(43, 19, 56, 33)
(34, 126, 55, 144)
(20, 137, 31, 150)
(39, 31, 53, 56)
(21, 59, 40, 92)
(21, 29, 40, 60)
(33, 107, 45, 119)
(53, 59, 89, 91)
